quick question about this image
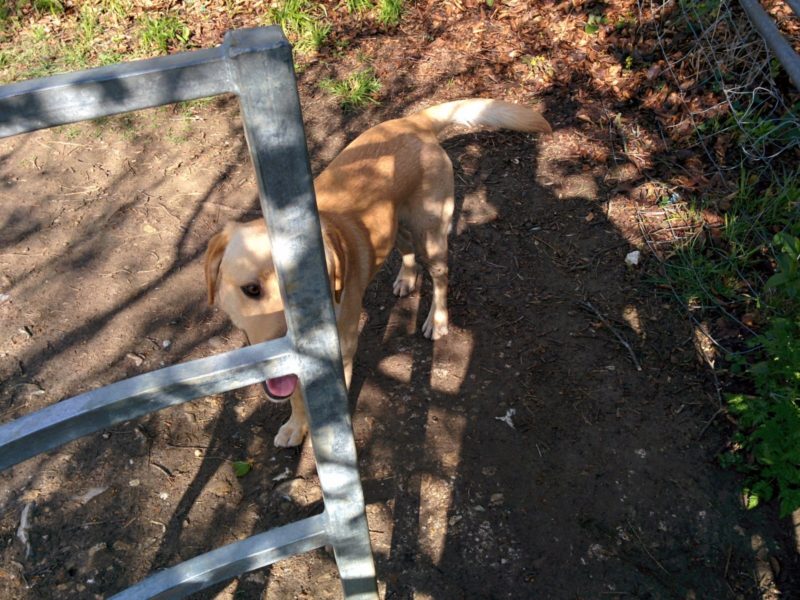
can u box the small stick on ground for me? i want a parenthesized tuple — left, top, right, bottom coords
(698, 407, 724, 439)
(627, 521, 669, 575)
(579, 300, 642, 371)
(150, 461, 174, 479)
(724, 545, 733, 579)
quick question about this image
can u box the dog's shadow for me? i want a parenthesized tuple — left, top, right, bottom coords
(343, 129, 550, 597)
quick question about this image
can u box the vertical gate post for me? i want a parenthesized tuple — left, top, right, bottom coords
(225, 29, 378, 599)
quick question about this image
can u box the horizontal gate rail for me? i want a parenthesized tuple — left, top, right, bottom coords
(0, 42, 232, 136)
(0, 338, 295, 471)
(0, 26, 377, 599)
(111, 514, 329, 600)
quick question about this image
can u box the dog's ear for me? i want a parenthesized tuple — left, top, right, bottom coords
(323, 226, 347, 304)
(205, 227, 231, 305)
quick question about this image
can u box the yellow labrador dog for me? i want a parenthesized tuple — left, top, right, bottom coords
(205, 98, 551, 447)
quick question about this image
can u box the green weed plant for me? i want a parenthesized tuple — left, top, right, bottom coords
(345, 0, 373, 13)
(138, 14, 191, 55)
(266, 0, 331, 54)
(377, 0, 403, 26)
(32, 0, 65, 15)
(726, 293, 800, 516)
(664, 172, 800, 516)
(320, 68, 381, 109)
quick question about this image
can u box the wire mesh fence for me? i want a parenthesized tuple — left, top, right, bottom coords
(638, 0, 800, 183)
(632, 0, 800, 358)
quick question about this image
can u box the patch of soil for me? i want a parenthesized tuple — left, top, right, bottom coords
(1, 3, 799, 600)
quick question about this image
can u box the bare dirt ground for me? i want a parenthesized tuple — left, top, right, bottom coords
(1, 2, 799, 599)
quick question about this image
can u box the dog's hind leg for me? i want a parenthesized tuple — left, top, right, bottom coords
(418, 180, 454, 340)
(393, 226, 418, 297)
(420, 231, 450, 340)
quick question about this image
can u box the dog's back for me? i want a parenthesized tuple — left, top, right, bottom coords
(314, 99, 551, 274)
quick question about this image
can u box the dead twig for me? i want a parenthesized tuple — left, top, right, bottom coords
(0, 402, 28, 419)
(530, 234, 558, 253)
(149, 461, 174, 479)
(698, 407, 725, 439)
(626, 521, 670, 575)
(724, 544, 733, 579)
(578, 300, 643, 371)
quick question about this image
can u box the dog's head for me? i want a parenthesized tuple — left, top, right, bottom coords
(205, 219, 346, 402)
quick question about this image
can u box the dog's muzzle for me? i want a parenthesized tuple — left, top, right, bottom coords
(245, 333, 298, 402)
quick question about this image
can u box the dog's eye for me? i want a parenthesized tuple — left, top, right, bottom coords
(240, 283, 262, 299)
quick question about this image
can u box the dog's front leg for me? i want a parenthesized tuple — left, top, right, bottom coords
(274, 391, 309, 447)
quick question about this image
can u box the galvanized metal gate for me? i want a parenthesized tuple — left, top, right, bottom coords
(0, 26, 378, 599)
(739, 0, 800, 91)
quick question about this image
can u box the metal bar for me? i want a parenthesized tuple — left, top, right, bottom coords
(0, 338, 296, 470)
(111, 513, 329, 599)
(0, 26, 379, 598)
(0, 46, 230, 138)
(226, 28, 379, 599)
(739, 0, 800, 91)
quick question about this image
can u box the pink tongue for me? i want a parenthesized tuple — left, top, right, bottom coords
(266, 374, 298, 398)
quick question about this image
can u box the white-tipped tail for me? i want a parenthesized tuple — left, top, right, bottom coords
(413, 98, 552, 135)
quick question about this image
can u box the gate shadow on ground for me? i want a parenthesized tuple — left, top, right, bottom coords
(303, 126, 794, 598)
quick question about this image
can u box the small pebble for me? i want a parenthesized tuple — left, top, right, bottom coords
(125, 353, 144, 366)
(625, 250, 641, 266)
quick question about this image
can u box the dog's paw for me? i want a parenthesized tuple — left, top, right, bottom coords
(422, 308, 449, 340)
(393, 269, 417, 297)
(274, 418, 308, 447)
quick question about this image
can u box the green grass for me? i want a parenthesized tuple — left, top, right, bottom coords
(57, 124, 83, 140)
(0, 0, 398, 83)
(377, 0, 403, 26)
(138, 13, 191, 54)
(342, 0, 404, 26)
(100, 0, 132, 21)
(266, 0, 331, 54)
(98, 50, 126, 66)
(2, 26, 61, 80)
(345, 0, 373, 13)
(0, 2, 12, 24)
(58, 4, 102, 70)
(0, 2, 200, 82)
(32, 0, 65, 15)
(664, 175, 799, 312)
(30, 24, 48, 43)
(660, 170, 800, 516)
(77, 5, 100, 44)
(320, 68, 381, 109)
(725, 302, 800, 516)
(1, 2, 127, 81)
(696, 102, 800, 159)
(176, 97, 216, 115)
